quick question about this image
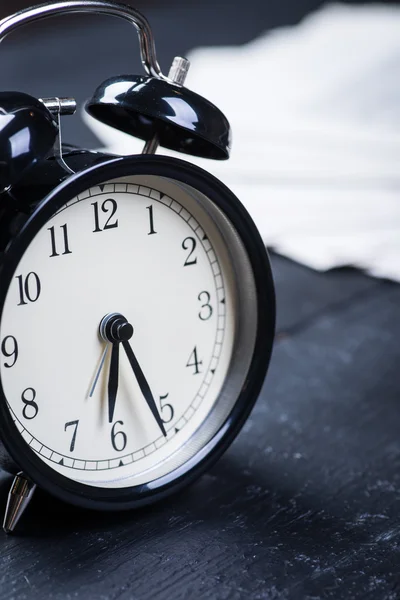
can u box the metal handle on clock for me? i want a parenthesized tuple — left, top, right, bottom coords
(0, 0, 166, 80)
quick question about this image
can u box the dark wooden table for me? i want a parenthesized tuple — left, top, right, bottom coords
(1, 1, 399, 598)
(1, 253, 399, 600)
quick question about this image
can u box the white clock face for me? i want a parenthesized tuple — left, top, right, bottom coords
(0, 174, 237, 488)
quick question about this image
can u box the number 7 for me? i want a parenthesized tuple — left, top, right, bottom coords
(64, 420, 79, 452)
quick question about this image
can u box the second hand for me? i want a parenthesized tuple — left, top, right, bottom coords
(89, 344, 110, 398)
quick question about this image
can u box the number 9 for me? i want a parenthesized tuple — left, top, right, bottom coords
(1, 335, 18, 368)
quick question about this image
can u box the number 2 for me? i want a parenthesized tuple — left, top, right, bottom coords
(182, 237, 197, 266)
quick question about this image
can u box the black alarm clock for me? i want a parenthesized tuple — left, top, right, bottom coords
(0, 0, 275, 533)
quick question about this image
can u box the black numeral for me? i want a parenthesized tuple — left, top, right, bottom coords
(1, 335, 18, 368)
(21, 388, 38, 420)
(16, 272, 41, 305)
(198, 291, 213, 321)
(146, 205, 157, 235)
(64, 420, 79, 452)
(159, 393, 174, 423)
(182, 237, 197, 266)
(92, 199, 118, 232)
(48, 224, 72, 257)
(186, 346, 203, 375)
(111, 420, 127, 451)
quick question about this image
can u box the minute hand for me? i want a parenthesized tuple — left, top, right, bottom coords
(122, 340, 167, 437)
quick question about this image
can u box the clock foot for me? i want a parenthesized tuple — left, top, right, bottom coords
(3, 473, 36, 534)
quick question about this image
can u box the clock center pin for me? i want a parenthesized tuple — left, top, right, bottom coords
(100, 313, 134, 344)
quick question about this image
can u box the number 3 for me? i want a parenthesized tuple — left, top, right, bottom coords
(198, 291, 213, 321)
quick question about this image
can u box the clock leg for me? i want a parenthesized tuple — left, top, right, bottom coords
(3, 472, 36, 534)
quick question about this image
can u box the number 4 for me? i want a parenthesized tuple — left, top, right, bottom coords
(186, 346, 203, 375)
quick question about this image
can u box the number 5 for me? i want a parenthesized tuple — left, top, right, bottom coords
(159, 393, 174, 423)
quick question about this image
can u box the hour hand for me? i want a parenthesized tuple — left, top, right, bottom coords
(108, 342, 120, 423)
(99, 313, 133, 423)
(122, 340, 167, 437)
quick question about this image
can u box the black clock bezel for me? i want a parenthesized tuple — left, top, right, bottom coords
(0, 154, 275, 510)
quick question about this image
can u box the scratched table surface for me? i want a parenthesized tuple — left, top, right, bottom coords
(1, 1, 400, 599)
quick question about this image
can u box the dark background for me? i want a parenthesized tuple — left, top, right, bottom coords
(1, 0, 398, 149)
(1, 1, 400, 599)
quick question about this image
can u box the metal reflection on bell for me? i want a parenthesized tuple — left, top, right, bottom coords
(86, 73, 232, 160)
(0, 91, 58, 193)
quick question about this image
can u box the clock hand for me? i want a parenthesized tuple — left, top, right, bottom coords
(89, 344, 110, 398)
(99, 313, 131, 423)
(122, 340, 167, 438)
(98, 313, 164, 433)
(108, 342, 120, 424)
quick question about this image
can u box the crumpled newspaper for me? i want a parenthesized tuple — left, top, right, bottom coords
(84, 3, 400, 281)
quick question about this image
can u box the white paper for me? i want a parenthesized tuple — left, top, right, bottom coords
(84, 3, 400, 281)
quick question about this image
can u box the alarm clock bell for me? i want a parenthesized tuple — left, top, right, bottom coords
(0, 0, 231, 196)
(0, 91, 58, 192)
(86, 70, 231, 160)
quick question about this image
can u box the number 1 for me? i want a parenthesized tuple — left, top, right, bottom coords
(146, 205, 157, 235)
